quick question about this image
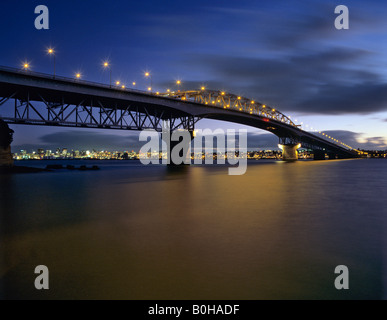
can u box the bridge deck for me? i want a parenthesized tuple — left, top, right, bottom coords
(0, 66, 358, 157)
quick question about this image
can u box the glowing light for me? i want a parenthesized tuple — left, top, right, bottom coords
(116, 81, 120, 85)
(251, 101, 255, 104)
(145, 72, 150, 77)
(75, 73, 81, 79)
(148, 87, 152, 91)
(237, 96, 241, 100)
(262, 105, 266, 108)
(103, 61, 109, 68)
(121, 85, 125, 89)
(22, 62, 30, 70)
(47, 48, 54, 54)
(176, 80, 181, 85)
(221, 92, 225, 95)
(201, 86, 205, 90)
(167, 89, 170, 92)
(132, 82, 136, 86)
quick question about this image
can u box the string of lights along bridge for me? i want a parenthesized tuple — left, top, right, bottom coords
(18, 47, 362, 154)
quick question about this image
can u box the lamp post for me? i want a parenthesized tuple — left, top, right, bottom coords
(22, 62, 30, 71)
(145, 72, 152, 92)
(176, 80, 181, 91)
(47, 48, 56, 78)
(103, 61, 112, 88)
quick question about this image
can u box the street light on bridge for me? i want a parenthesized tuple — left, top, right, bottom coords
(176, 79, 181, 91)
(47, 47, 56, 78)
(22, 62, 30, 70)
(75, 72, 81, 79)
(103, 61, 112, 88)
(145, 72, 152, 92)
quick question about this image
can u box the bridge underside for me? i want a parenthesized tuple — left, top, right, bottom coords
(0, 84, 199, 132)
(195, 113, 356, 159)
(0, 67, 358, 160)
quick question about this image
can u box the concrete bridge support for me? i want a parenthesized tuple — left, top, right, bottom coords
(0, 119, 14, 167)
(280, 144, 300, 161)
(0, 145, 13, 166)
(162, 128, 194, 165)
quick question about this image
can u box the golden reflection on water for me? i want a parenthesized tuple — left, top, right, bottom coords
(0, 159, 385, 299)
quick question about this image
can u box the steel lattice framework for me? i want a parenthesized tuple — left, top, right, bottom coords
(0, 93, 198, 132)
(161, 90, 297, 127)
(0, 66, 359, 158)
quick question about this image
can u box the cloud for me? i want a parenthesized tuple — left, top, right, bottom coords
(295, 82, 387, 114)
(13, 130, 143, 152)
(141, 2, 387, 117)
(314, 130, 387, 150)
(183, 48, 387, 115)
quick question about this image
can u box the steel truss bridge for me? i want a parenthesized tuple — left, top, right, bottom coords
(0, 66, 358, 159)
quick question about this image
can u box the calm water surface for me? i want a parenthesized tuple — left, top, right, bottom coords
(1, 159, 386, 299)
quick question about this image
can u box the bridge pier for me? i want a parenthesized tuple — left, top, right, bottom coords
(162, 127, 194, 165)
(280, 144, 300, 161)
(0, 119, 14, 167)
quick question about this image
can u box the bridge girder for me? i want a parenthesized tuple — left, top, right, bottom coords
(0, 92, 199, 132)
(161, 89, 298, 128)
(0, 66, 359, 158)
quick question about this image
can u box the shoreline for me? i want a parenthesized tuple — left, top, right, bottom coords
(0, 166, 47, 174)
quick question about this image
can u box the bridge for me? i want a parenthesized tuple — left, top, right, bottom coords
(0, 66, 360, 162)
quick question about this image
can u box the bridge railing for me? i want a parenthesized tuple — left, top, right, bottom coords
(0, 65, 152, 96)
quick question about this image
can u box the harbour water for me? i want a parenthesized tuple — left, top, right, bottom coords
(0, 158, 386, 299)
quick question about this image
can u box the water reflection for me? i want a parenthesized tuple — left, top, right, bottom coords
(0, 159, 386, 299)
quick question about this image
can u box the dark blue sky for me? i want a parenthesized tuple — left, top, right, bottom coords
(1, 0, 386, 151)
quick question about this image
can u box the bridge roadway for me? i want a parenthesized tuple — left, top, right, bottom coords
(0, 66, 358, 160)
